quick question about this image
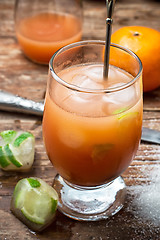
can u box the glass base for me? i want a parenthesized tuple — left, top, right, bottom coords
(53, 174, 126, 221)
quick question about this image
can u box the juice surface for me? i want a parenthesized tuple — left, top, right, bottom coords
(43, 64, 143, 186)
(16, 12, 82, 64)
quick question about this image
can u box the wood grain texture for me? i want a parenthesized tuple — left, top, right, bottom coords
(0, 0, 160, 239)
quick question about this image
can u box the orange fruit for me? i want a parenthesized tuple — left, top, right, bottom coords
(111, 26, 160, 92)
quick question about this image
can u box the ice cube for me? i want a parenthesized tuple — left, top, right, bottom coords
(106, 66, 134, 88)
(103, 83, 136, 104)
(102, 84, 137, 115)
(84, 65, 103, 83)
(108, 67, 117, 81)
(58, 127, 85, 149)
(71, 74, 103, 101)
(71, 74, 102, 90)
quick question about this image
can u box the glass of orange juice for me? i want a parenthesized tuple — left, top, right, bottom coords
(43, 40, 143, 221)
(14, 0, 82, 64)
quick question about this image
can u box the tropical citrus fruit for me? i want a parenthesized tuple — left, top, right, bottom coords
(111, 26, 160, 92)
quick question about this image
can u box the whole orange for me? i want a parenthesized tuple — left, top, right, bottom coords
(111, 26, 160, 92)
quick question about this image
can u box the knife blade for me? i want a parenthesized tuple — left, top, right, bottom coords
(0, 90, 160, 144)
(141, 127, 160, 144)
(0, 90, 44, 116)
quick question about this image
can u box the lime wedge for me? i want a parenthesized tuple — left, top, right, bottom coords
(0, 130, 16, 144)
(113, 107, 128, 115)
(92, 143, 114, 162)
(0, 130, 35, 171)
(51, 198, 58, 214)
(118, 111, 139, 120)
(27, 178, 41, 188)
(21, 206, 45, 225)
(21, 189, 55, 224)
(14, 132, 33, 147)
(11, 178, 58, 231)
(10, 136, 35, 169)
(4, 144, 22, 167)
(14, 188, 28, 209)
(0, 146, 10, 168)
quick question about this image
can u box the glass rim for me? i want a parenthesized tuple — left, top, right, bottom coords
(49, 40, 142, 93)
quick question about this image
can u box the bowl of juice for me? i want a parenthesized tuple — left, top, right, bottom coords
(15, 0, 82, 64)
(43, 40, 143, 221)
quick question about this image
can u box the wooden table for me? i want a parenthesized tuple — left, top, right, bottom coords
(0, 0, 160, 239)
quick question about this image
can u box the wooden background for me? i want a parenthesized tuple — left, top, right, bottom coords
(0, 0, 160, 239)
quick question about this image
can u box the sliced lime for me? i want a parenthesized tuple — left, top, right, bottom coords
(4, 144, 22, 167)
(0, 146, 10, 168)
(118, 111, 139, 120)
(11, 178, 58, 231)
(113, 107, 128, 115)
(21, 206, 45, 225)
(27, 178, 41, 188)
(14, 189, 27, 209)
(51, 198, 58, 214)
(21, 189, 56, 224)
(14, 132, 33, 147)
(0, 130, 17, 144)
(9, 135, 35, 170)
(92, 143, 114, 162)
(0, 130, 35, 171)
(13, 179, 30, 208)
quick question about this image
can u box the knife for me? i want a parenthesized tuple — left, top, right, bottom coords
(0, 90, 44, 116)
(0, 90, 160, 144)
(141, 127, 160, 144)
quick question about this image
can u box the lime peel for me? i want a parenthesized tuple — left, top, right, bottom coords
(4, 144, 22, 167)
(27, 178, 41, 188)
(118, 111, 139, 120)
(51, 198, 58, 213)
(0, 146, 10, 168)
(0, 130, 17, 144)
(113, 107, 128, 115)
(14, 132, 33, 147)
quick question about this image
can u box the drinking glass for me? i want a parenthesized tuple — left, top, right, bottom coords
(43, 40, 143, 221)
(14, 0, 82, 64)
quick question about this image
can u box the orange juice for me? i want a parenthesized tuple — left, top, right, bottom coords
(43, 64, 143, 186)
(16, 12, 82, 64)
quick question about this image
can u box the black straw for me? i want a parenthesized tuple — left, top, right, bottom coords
(103, 0, 115, 79)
